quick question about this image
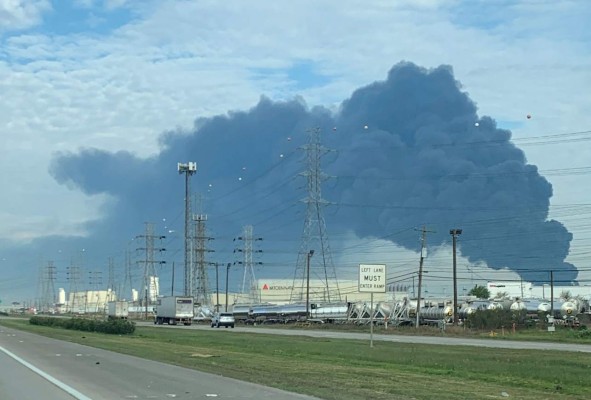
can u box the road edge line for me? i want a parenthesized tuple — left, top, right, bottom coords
(0, 345, 93, 400)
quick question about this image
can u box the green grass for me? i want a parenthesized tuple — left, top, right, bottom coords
(1, 318, 590, 400)
(245, 319, 591, 344)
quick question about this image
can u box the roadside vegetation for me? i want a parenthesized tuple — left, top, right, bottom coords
(1, 317, 590, 399)
(29, 315, 135, 334)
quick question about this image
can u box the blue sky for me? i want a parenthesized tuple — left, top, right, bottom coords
(1, 0, 591, 302)
(38, 1, 133, 36)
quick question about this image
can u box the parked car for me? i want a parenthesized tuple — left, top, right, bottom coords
(211, 312, 235, 328)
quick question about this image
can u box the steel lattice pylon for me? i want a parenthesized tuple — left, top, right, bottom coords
(238, 225, 261, 305)
(192, 214, 212, 307)
(290, 128, 341, 304)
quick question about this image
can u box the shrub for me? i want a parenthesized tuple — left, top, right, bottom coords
(465, 309, 530, 330)
(29, 316, 135, 335)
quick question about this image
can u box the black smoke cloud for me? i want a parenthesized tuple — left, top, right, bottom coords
(49, 62, 575, 284)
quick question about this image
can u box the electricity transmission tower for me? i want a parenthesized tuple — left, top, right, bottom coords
(66, 261, 81, 313)
(290, 127, 341, 304)
(120, 246, 134, 301)
(234, 225, 263, 304)
(107, 257, 115, 302)
(40, 261, 57, 312)
(192, 214, 214, 307)
(136, 222, 166, 317)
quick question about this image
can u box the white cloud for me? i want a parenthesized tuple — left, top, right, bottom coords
(0, 0, 50, 31)
(0, 0, 590, 255)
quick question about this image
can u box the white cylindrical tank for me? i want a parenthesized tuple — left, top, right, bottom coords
(459, 305, 478, 318)
(420, 306, 453, 320)
(487, 302, 504, 310)
(377, 302, 393, 318)
(537, 302, 551, 313)
(351, 302, 364, 317)
(58, 288, 66, 305)
(560, 301, 578, 317)
(510, 300, 526, 311)
(312, 304, 349, 319)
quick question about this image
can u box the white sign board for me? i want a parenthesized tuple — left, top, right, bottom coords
(358, 264, 386, 293)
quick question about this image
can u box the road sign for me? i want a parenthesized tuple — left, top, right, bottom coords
(358, 264, 386, 293)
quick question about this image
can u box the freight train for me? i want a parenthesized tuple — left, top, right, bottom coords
(221, 296, 588, 326)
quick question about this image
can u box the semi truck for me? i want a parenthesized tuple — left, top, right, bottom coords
(154, 296, 194, 326)
(107, 301, 129, 320)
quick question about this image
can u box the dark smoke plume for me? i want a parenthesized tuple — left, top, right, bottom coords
(49, 62, 575, 284)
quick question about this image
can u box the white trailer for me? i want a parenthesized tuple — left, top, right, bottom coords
(107, 301, 129, 320)
(154, 296, 194, 326)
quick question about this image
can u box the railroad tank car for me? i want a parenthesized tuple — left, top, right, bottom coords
(376, 302, 393, 318)
(560, 301, 578, 318)
(419, 305, 453, 320)
(311, 303, 349, 320)
(349, 302, 365, 318)
(231, 304, 252, 320)
(487, 302, 504, 311)
(537, 302, 551, 313)
(510, 300, 527, 311)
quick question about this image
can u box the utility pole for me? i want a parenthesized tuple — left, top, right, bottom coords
(215, 263, 219, 312)
(306, 250, 314, 319)
(450, 229, 462, 326)
(225, 263, 231, 312)
(178, 162, 197, 297)
(550, 270, 554, 317)
(415, 226, 434, 328)
(171, 261, 175, 296)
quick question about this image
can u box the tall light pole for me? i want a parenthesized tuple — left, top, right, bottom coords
(306, 250, 314, 319)
(178, 162, 197, 297)
(450, 229, 462, 325)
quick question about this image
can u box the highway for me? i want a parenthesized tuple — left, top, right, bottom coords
(0, 325, 318, 400)
(140, 321, 591, 353)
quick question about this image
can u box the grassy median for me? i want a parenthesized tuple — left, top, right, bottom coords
(1, 318, 590, 399)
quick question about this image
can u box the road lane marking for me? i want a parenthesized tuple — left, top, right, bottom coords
(0, 346, 93, 400)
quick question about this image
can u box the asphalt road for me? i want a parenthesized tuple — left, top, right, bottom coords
(0, 325, 318, 400)
(140, 321, 591, 353)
